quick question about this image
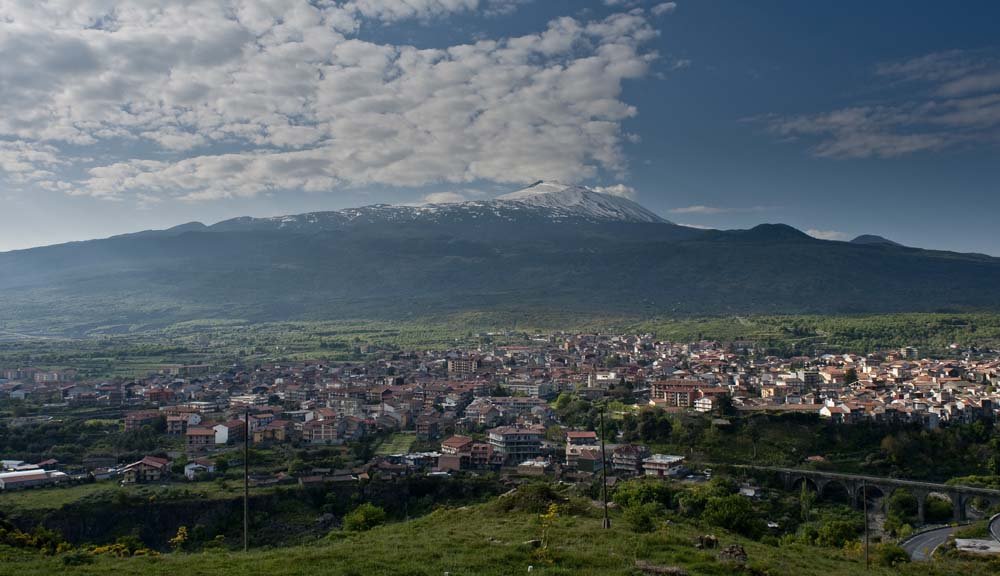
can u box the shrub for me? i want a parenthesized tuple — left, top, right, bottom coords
(623, 502, 664, 533)
(875, 543, 910, 567)
(702, 495, 765, 539)
(613, 479, 673, 509)
(343, 503, 387, 532)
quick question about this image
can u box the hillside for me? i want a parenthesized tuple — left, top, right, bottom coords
(1, 183, 1000, 336)
(3, 500, 997, 576)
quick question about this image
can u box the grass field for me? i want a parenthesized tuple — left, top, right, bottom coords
(375, 433, 417, 456)
(3, 502, 999, 576)
(4, 313, 1000, 379)
(0, 479, 276, 512)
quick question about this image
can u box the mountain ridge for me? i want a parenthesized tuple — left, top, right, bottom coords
(1, 183, 999, 336)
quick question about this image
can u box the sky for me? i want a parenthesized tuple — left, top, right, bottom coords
(1, 0, 999, 254)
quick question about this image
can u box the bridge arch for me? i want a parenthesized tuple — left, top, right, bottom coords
(790, 476, 819, 495)
(819, 480, 853, 504)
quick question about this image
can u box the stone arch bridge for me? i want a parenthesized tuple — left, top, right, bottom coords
(733, 465, 1000, 524)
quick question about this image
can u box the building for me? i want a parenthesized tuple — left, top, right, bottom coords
(516, 458, 552, 476)
(488, 426, 543, 464)
(448, 358, 480, 378)
(124, 410, 161, 432)
(642, 454, 685, 478)
(649, 380, 699, 408)
(122, 456, 170, 484)
(612, 444, 651, 476)
(564, 430, 599, 468)
(213, 420, 247, 445)
(575, 448, 604, 474)
(166, 415, 189, 435)
(499, 381, 553, 398)
(185, 427, 216, 451)
(0, 469, 68, 490)
(184, 458, 216, 480)
(304, 419, 342, 445)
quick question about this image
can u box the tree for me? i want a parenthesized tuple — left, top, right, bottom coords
(745, 419, 763, 459)
(623, 502, 663, 533)
(168, 526, 189, 552)
(702, 495, 764, 539)
(799, 481, 816, 522)
(343, 503, 387, 532)
(844, 367, 858, 385)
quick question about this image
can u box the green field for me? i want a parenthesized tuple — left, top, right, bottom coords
(4, 313, 1000, 379)
(0, 480, 277, 513)
(375, 433, 417, 456)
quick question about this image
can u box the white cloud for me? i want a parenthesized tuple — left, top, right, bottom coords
(592, 183, 637, 199)
(651, 2, 677, 17)
(0, 1, 659, 203)
(670, 205, 724, 215)
(669, 204, 775, 215)
(755, 50, 1000, 159)
(807, 229, 849, 241)
(0, 141, 66, 183)
(421, 191, 470, 204)
(677, 222, 714, 230)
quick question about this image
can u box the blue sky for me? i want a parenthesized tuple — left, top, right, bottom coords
(1, 0, 998, 254)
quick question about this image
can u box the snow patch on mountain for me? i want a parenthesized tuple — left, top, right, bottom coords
(496, 181, 668, 224)
(210, 181, 669, 232)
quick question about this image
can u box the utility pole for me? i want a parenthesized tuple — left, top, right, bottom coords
(862, 482, 869, 570)
(600, 404, 610, 529)
(244, 408, 250, 553)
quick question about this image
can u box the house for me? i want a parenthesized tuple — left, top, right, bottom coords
(186, 427, 216, 451)
(166, 415, 189, 435)
(122, 456, 170, 484)
(488, 426, 543, 464)
(612, 444, 651, 476)
(214, 420, 247, 444)
(441, 435, 474, 455)
(642, 454, 685, 478)
(253, 419, 293, 443)
(516, 457, 552, 476)
(575, 448, 604, 474)
(564, 430, 599, 468)
(124, 410, 161, 431)
(304, 419, 343, 445)
(438, 435, 495, 471)
(416, 413, 442, 441)
(184, 458, 217, 480)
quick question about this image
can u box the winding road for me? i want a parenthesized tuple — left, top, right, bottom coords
(901, 526, 959, 561)
(990, 514, 1000, 544)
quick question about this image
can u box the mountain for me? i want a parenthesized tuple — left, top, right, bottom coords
(1, 182, 999, 336)
(851, 234, 904, 247)
(199, 181, 669, 235)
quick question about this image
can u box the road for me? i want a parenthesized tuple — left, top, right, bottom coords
(902, 526, 958, 561)
(990, 514, 1000, 544)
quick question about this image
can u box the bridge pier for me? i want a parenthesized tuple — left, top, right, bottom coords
(912, 490, 927, 525)
(953, 494, 967, 522)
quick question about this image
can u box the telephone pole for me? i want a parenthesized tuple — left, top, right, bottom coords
(244, 408, 250, 553)
(862, 482, 869, 570)
(600, 405, 610, 529)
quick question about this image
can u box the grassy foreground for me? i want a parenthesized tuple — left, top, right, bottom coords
(3, 502, 998, 576)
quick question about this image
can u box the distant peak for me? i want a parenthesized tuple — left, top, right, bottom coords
(739, 223, 813, 241)
(851, 234, 903, 247)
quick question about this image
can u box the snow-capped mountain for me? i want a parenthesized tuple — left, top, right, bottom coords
(207, 181, 669, 233)
(496, 181, 667, 224)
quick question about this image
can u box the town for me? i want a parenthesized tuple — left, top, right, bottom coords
(2, 333, 998, 489)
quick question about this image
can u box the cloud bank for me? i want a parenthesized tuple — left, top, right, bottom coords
(0, 1, 661, 202)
